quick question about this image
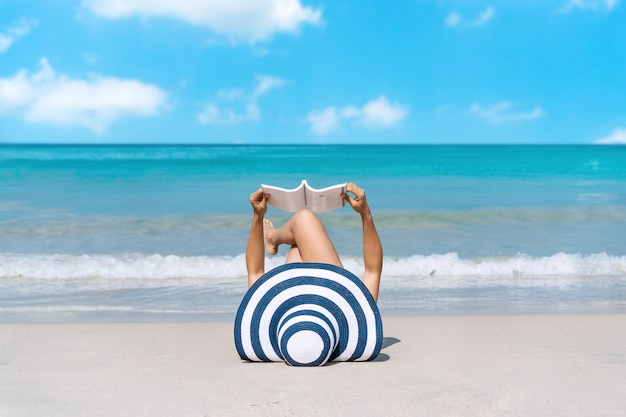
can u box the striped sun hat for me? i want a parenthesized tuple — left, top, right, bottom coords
(234, 262, 383, 366)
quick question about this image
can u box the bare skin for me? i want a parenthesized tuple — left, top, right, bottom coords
(246, 182, 383, 301)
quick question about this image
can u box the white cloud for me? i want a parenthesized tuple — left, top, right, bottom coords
(0, 18, 38, 53)
(83, 0, 322, 43)
(558, 0, 620, 13)
(254, 75, 285, 97)
(444, 13, 461, 27)
(0, 58, 168, 132)
(471, 7, 495, 27)
(306, 107, 339, 135)
(307, 96, 408, 135)
(197, 75, 284, 124)
(444, 7, 494, 28)
(595, 128, 626, 144)
(358, 96, 409, 128)
(471, 101, 545, 123)
(0, 35, 11, 53)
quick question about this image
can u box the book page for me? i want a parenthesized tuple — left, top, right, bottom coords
(303, 180, 347, 213)
(261, 181, 306, 212)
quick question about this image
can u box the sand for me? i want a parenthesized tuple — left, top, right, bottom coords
(1, 314, 625, 417)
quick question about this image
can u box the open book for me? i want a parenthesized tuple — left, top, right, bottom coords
(261, 180, 348, 213)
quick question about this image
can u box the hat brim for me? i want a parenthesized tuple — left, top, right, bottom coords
(234, 262, 383, 366)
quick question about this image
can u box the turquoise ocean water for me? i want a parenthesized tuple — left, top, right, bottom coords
(1, 145, 625, 321)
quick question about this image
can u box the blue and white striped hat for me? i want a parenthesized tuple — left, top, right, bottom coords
(234, 262, 383, 366)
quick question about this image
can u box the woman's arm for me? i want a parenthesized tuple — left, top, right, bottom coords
(246, 189, 269, 287)
(343, 183, 383, 301)
(360, 208, 383, 301)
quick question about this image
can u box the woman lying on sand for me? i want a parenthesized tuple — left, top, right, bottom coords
(245, 182, 383, 301)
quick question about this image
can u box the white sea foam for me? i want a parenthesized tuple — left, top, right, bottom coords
(1, 252, 625, 281)
(0, 253, 271, 282)
(2, 252, 625, 320)
(381, 252, 626, 277)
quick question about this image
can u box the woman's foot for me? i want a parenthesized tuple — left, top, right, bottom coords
(263, 219, 278, 255)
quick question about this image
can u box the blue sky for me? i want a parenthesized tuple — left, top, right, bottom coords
(1, 0, 625, 144)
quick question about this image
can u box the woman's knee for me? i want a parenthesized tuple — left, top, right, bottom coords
(292, 209, 320, 225)
(291, 209, 327, 237)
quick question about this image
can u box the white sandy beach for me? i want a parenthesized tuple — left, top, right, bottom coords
(1, 314, 625, 417)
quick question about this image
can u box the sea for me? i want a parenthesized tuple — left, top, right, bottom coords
(1, 144, 625, 322)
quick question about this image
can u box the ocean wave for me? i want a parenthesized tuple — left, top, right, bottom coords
(2, 252, 625, 320)
(0, 253, 253, 281)
(1, 252, 625, 281)
(380, 252, 626, 277)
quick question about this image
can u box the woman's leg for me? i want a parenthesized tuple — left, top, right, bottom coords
(264, 210, 343, 267)
(285, 245, 303, 263)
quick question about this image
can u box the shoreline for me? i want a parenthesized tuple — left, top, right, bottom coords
(3, 308, 626, 325)
(2, 314, 625, 417)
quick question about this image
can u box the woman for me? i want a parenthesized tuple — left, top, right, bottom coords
(245, 182, 383, 301)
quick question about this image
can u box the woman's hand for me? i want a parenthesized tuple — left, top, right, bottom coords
(342, 182, 370, 215)
(249, 188, 269, 216)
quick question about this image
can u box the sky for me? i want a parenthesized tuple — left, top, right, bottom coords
(0, 0, 625, 144)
